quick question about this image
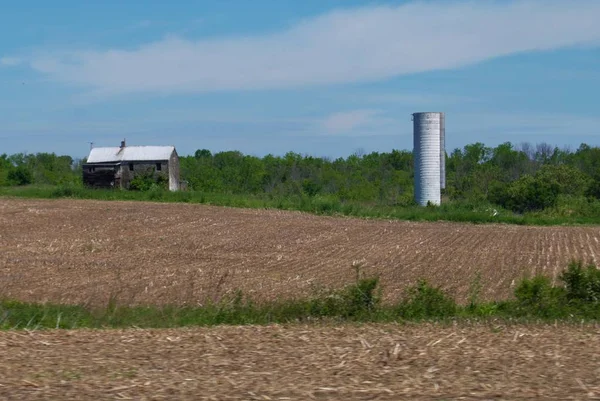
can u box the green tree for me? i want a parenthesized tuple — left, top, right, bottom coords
(7, 166, 33, 186)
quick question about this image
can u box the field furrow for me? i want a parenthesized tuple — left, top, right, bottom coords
(2, 198, 600, 305)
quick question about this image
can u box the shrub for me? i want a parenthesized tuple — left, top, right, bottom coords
(50, 184, 84, 198)
(338, 277, 380, 317)
(310, 195, 342, 214)
(491, 165, 591, 214)
(397, 280, 457, 319)
(560, 260, 600, 304)
(543, 195, 600, 218)
(585, 170, 600, 200)
(513, 275, 566, 317)
(506, 175, 560, 213)
(4, 262, 600, 329)
(7, 166, 33, 186)
(129, 169, 168, 191)
(307, 277, 381, 319)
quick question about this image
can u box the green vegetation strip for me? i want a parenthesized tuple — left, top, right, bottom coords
(3, 141, 600, 226)
(3, 185, 600, 226)
(2, 261, 600, 330)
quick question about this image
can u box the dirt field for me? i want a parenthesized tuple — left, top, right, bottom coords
(1, 198, 600, 306)
(0, 323, 598, 400)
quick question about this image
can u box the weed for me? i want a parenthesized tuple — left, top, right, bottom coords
(1, 261, 600, 330)
(467, 271, 483, 310)
(560, 260, 600, 303)
(397, 280, 457, 319)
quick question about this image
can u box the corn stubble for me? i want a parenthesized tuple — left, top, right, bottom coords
(2, 198, 599, 306)
(2, 199, 600, 400)
(0, 324, 599, 400)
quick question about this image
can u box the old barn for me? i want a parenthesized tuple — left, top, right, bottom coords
(83, 141, 180, 191)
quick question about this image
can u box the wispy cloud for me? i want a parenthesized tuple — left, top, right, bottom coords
(363, 93, 476, 106)
(0, 57, 22, 67)
(24, 0, 600, 96)
(321, 110, 382, 134)
(455, 112, 600, 137)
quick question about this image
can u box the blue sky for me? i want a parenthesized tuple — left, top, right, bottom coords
(1, 0, 599, 159)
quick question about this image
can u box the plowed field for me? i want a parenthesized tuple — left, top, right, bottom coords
(1, 198, 600, 305)
(0, 323, 599, 400)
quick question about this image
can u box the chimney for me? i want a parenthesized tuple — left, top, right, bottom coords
(120, 139, 126, 148)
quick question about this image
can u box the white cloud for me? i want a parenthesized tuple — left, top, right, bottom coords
(321, 110, 381, 134)
(319, 109, 403, 136)
(363, 93, 476, 106)
(0, 57, 22, 66)
(26, 0, 600, 95)
(455, 112, 600, 136)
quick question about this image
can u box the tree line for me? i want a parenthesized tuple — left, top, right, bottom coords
(2, 141, 600, 215)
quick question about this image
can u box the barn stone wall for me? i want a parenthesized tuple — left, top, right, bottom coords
(82, 164, 119, 188)
(118, 161, 169, 190)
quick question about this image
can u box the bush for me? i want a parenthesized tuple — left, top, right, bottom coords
(542, 195, 600, 218)
(491, 165, 591, 214)
(513, 275, 566, 317)
(50, 184, 85, 198)
(338, 277, 380, 317)
(7, 166, 33, 186)
(585, 170, 600, 200)
(5, 262, 600, 329)
(560, 260, 600, 304)
(129, 169, 168, 192)
(307, 277, 381, 319)
(397, 280, 457, 319)
(505, 175, 560, 213)
(310, 195, 342, 214)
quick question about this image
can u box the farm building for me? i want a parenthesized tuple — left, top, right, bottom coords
(83, 141, 180, 191)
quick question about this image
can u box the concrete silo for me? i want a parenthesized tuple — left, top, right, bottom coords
(413, 112, 444, 206)
(440, 112, 446, 190)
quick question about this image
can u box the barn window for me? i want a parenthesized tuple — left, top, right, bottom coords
(129, 163, 134, 171)
(156, 163, 162, 171)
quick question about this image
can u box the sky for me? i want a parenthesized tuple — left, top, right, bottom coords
(1, 0, 599, 159)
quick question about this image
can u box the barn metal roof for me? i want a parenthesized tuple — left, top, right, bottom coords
(87, 146, 175, 163)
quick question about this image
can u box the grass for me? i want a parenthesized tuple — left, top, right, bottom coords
(2, 184, 600, 226)
(2, 261, 600, 330)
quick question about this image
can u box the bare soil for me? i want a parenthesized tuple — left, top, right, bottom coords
(0, 323, 599, 400)
(2, 199, 600, 400)
(2, 198, 600, 306)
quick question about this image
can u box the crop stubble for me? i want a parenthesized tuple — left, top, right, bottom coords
(0, 324, 599, 400)
(1, 198, 600, 306)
